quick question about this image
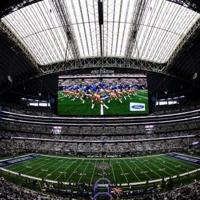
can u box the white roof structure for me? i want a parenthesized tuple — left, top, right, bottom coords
(1, 0, 200, 66)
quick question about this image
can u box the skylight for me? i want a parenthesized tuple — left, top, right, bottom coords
(1, 0, 199, 65)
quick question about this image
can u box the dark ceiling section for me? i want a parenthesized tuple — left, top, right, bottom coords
(147, 71, 200, 99)
(167, 0, 200, 13)
(165, 0, 200, 86)
(0, 28, 38, 92)
(167, 24, 200, 84)
(0, 0, 41, 18)
(10, 73, 58, 98)
(0, 73, 58, 108)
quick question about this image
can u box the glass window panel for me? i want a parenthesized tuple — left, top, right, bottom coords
(1, 0, 200, 65)
(72, 25, 85, 57)
(71, 0, 82, 23)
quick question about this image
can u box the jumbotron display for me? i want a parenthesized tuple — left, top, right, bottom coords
(57, 74, 149, 116)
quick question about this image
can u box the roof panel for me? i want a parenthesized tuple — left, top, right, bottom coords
(1, 0, 200, 65)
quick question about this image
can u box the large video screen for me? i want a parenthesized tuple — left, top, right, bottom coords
(57, 74, 149, 116)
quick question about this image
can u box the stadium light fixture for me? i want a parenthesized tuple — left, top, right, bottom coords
(7, 75, 13, 83)
(52, 126, 62, 135)
(192, 72, 198, 80)
(145, 125, 155, 134)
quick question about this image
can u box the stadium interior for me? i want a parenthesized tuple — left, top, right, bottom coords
(0, 0, 200, 199)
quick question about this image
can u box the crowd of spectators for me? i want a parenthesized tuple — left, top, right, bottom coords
(0, 176, 200, 200)
(152, 181, 200, 200)
(0, 136, 196, 156)
(0, 177, 66, 200)
(1, 118, 200, 136)
(1, 113, 199, 156)
(0, 104, 200, 199)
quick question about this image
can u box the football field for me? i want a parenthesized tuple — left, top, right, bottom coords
(3, 154, 200, 186)
(57, 89, 149, 116)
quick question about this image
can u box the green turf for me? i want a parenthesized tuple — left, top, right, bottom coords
(57, 89, 149, 116)
(5, 154, 200, 185)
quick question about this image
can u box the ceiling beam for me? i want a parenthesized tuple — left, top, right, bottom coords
(40, 57, 165, 75)
(125, 0, 147, 58)
(53, 0, 80, 60)
(98, 0, 104, 58)
(1, 56, 196, 95)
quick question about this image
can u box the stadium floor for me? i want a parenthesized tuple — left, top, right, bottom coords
(1, 154, 200, 186)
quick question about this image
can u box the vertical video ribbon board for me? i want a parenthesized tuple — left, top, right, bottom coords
(57, 74, 149, 116)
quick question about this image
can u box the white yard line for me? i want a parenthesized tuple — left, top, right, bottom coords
(66, 159, 85, 182)
(55, 160, 77, 181)
(156, 157, 189, 174)
(117, 160, 129, 183)
(1, 167, 200, 187)
(133, 159, 152, 180)
(90, 160, 97, 185)
(12, 157, 51, 174)
(110, 160, 117, 183)
(43, 159, 70, 180)
(138, 159, 163, 179)
(78, 161, 91, 183)
(123, 159, 140, 182)
(148, 159, 172, 177)
(153, 157, 180, 176)
(24, 159, 57, 176)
